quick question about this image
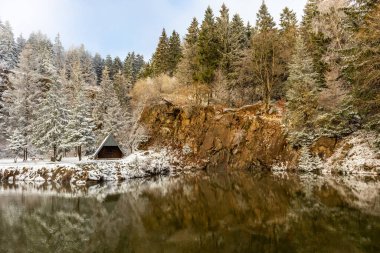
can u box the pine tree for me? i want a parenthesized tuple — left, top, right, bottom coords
(347, 3, 380, 131)
(152, 29, 170, 75)
(0, 20, 17, 70)
(177, 17, 200, 85)
(298, 146, 314, 172)
(104, 55, 113, 78)
(256, 1, 276, 32)
(123, 52, 134, 81)
(93, 53, 104, 85)
(15, 34, 26, 62)
(228, 14, 248, 82)
(250, 1, 281, 110)
(112, 56, 123, 79)
(167, 31, 182, 76)
(2, 32, 57, 160)
(279, 7, 298, 92)
(65, 46, 96, 85)
(63, 85, 95, 161)
(285, 36, 319, 133)
(113, 70, 130, 108)
(52, 34, 65, 70)
(301, 0, 329, 86)
(216, 4, 230, 74)
(93, 67, 129, 143)
(123, 52, 145, 84)
(7, 128, 27, 162)
(197, 6, 220, 85)
(30, 81, 67, 161)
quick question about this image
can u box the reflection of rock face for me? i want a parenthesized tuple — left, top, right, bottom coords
(140, 104, 298, 170)
(0, 173, 379, 253)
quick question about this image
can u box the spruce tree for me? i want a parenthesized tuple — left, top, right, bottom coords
(285, 36, 319, 135)
(177, 17, 199, 85)
(279, 7, 298, 88)
(152, 29, 170, 75)
(301, 0, 329, 86)
(93, 67, 129, 143)
(15, 34, 26, 60)
(256, 1, 276, 32)
(112, 56, 123, 79)
(123, 52, 134, 82)
(167, 31, 182, 76)
(0, 20, 17, 70)
(113, 70, 130, 108)
(7, 128, 27, 162)
(197, 6, 220, 85)
(31, 81, 67, 161)
(104, 55, 113, 78)
(93, 53, 104, 85)
(216, 4, 230, 74)
(228, 14, 248, 82)
(347, 3, 380, 131)
(52, 34, 65, 70)
(63, 85, 95, 161)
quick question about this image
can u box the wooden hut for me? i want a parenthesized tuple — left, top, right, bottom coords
(93, 134, 123, 159)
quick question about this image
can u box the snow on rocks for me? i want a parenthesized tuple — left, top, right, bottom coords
(326, 131, 380, 175)
(0, 149, 187, 185)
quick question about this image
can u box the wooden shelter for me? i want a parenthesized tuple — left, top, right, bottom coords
(93, 134, 123, 159)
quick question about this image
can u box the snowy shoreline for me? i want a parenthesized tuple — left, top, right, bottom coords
(0, 150, 189, 185)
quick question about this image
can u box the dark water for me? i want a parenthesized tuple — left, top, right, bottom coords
(0, 172, 379, 253)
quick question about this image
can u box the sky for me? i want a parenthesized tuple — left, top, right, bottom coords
(0, 0, 308, 60)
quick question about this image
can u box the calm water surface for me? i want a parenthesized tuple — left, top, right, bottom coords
(0, 172, 379, 253)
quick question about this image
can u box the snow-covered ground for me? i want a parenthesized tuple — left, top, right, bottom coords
(326, 131, 380, 175)
(0, 149, 196, 185)
(273, 131, 380, 175)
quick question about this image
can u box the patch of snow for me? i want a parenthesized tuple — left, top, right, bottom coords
(0, 149, 195, 185)
(326, 131, 380, 175)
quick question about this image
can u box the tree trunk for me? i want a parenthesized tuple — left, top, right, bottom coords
(53, 145, 57, 162)
(23, 148, 28, 161)
(78, 145, 82, 161)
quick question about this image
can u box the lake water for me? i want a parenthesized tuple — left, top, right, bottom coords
(0, 172, 379, 253)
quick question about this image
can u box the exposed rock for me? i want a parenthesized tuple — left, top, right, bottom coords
(311, 136, 338, 158)
(140, 103, 298, 170)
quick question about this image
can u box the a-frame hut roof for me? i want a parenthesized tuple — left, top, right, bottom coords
(93, 133, 123, 159)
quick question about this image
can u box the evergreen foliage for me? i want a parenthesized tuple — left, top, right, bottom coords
(177, 18, 200, 85)
(30, 81, 67, 160)
(285, 36, 319, 145)
(301, 0, 330, 86)
(152, 29, 170, 75)
(196, 7, 220, 85)
(167, 31, 182, 77)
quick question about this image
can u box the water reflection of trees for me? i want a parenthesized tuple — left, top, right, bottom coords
(0, 172, 379, 253)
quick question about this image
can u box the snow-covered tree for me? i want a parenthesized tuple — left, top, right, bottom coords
(285, 36, 319, 133)
(298, 146, 315, 172)
(93, 67, 130, 144)
(7, 128, 27, 162)
(30, 81, 67, 161)
(298, 146, 324, 172)
(52, 34, 65, 70)
(63, 86, 95, 161)
(93, 53, 104, 85)
(0, 20, 17, 70)
(65, 45, 96, 86)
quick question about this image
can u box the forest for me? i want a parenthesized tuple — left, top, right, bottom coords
(0, 0, 379, 161)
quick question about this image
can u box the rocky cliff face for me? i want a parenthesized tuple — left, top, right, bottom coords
(140, 103, 298, 171)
